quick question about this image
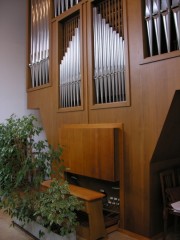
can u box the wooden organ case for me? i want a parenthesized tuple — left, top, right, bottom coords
(59, 123, 124, 233)
(26, 0, 180, 237)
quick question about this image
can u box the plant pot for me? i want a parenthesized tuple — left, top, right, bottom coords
(13, 218, 76, 240)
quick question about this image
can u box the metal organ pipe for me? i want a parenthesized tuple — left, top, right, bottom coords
(145, 0, 180, 56)
(145, 0, 153, 56)
(29, 0, 50, 88)
(54, 0, 80, 16)
(171, 0, 180, 50)
(152, 0, 161, 54)
(93, 7, 126, 104)
(93, 7, 100, 104)
(59, 22, 81, 108)
(161, 0, 171, 52)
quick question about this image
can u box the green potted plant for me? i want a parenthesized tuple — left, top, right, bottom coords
(14, 179, 83, 240)
(0, 114, 82, 239)
(33, 179, 83, 239)
(0, 114, 61, 220)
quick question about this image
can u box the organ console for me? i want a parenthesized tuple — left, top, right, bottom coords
(58, 123, 124, 234)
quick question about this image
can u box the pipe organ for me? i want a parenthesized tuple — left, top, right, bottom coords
(145, 0, 180, 57)
(28, 0, 129, 108)
(26, 0, 180, 238)
(29, 0, 50, 88)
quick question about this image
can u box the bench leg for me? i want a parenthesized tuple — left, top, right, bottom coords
(87, 200, 107, 240)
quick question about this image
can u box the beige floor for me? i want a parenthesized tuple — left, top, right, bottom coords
(0, 209, 135, 240)
(0, 210, 34, 240)
(1, 209, 141, 240)
(0, 209, 178, 240)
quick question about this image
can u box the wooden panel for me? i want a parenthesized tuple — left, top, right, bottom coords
(59, 124, 123, 181)
(41, 180, 105, 201)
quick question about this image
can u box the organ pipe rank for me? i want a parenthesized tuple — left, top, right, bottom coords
(29, 0, 50, 88)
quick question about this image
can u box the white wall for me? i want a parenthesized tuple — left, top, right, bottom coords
(0, 0, 41, 123)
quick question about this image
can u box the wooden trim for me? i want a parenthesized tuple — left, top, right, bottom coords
(60, 123, 123, 128)
(51, 1, 82, 22)
(119, 228, 151, 240)
(123, 0, 131, 107)
(86, 0, 94, 109)
(139, 50, 180, 65)
(90, 101, 130, 110)
(41, 180, 105, 201)
(27, 83, 52, 92)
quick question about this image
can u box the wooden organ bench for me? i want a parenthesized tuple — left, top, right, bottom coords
(41, 180, 107, 240)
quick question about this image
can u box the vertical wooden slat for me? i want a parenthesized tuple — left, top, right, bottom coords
(95, 0, 123, 36)
(63, 14, 79, 55)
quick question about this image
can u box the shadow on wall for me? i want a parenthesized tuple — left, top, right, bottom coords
(150, 89, 180, 236)
(152, 89, 180, 163)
